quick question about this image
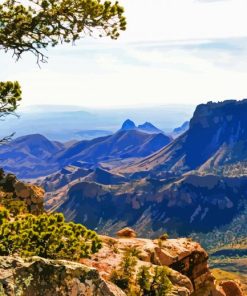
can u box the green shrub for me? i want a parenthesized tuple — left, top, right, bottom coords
(0, 206, 10, 224)
(1, 197, 28, 216)
(124, 246, 142, 259)
(111, 248, 172, 296)
(137, 266, 152, 294)
(0, 212, 102, 260)
(150, 266, 172, 295)
(110, 250, 137, 292)
(137, 265, 172, 295)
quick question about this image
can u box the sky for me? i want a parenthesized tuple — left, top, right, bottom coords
(2, 0, 247, 108)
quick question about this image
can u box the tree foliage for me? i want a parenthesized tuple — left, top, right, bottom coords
(0, 81, 22, 143)
(0, 212, 102, 260)
(0, 0, 126, 63)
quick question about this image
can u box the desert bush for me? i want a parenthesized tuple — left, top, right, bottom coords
(111, 248, 172, 295)
(124, 246, 142, 259)
(0, 212, 102, 260)
(137, 265, 172, 295)
(0, 206, 10, 224)
(110, 250, 138, 291)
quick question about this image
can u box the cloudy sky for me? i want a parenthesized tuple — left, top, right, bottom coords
(2, 0, 247, 108)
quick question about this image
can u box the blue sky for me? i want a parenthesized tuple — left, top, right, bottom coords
(2, 0, 247, 108)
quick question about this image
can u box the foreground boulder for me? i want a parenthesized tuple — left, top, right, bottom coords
(0, 256, 125, 296)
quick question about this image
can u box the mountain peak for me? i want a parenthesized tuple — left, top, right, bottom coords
(121, 119, 136, 130)
(138, 122, 162, 133)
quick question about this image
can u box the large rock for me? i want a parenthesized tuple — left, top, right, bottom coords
(116, 227, 137, 238)
(218, 280, 244, 296)
(0, 256, 126, 296)
(14, 181, 44, 214)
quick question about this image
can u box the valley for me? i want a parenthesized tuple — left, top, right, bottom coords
(1, 99, 247, 295)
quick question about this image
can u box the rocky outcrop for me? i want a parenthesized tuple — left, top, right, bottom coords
(14, 181, 44, 214)
(81, 236, 241, 296)
(0, 256, 125, 296)
(0, 237, 243, 296)
(0, 172, 44, 215)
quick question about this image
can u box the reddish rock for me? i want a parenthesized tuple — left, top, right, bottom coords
(116, 227, 137, 238)
(218, 280, 244, 296)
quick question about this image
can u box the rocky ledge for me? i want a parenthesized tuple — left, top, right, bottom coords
(0, 256, 125, 296)
(0, 234, 244, 296)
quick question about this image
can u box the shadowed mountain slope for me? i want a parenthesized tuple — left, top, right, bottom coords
(53, 173, 247, 239)
(56, 129, 171, 166)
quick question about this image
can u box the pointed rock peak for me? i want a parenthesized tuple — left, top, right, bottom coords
(121, 119, 136, 130)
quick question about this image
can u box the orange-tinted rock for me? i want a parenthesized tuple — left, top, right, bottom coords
(218, 280, 244, 296)
(116, 227, 137, 238)
(14, 181, 44, 214)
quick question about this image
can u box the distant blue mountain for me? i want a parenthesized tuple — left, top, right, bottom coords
(121, 119, 164, 134)
(0, 105, 193, 141)
(0, 121, 171, 178)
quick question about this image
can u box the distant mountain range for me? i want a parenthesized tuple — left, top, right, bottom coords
(121, 119, 163, 134)
(0, 104, 193, 141)
(0, 121, 171, 178)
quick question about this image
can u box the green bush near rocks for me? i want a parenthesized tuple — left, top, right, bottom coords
(0, 212, 102, 260)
